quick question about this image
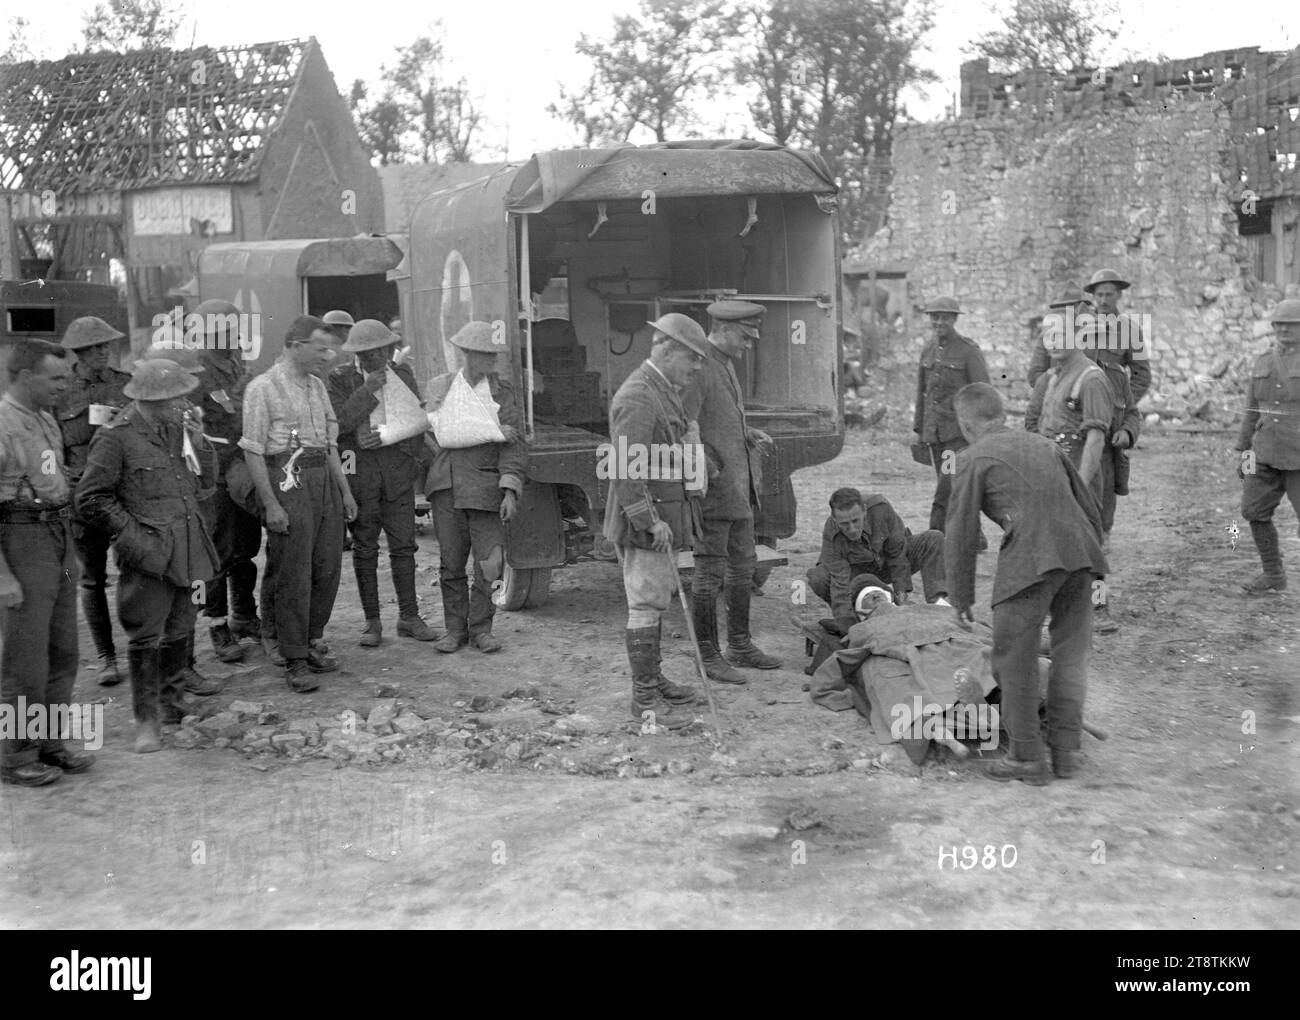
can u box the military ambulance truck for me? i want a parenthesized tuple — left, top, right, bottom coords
(1, 279, 128, 363)
(198, 142, 846, 611)
(195, 235, 406, 369)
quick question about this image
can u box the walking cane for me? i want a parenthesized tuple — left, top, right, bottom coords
(666, 551, 727, 750)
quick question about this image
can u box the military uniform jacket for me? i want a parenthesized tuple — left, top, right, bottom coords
(1090, 315, 1152, 416)
(603, 361, 697, 552)
(1237, 347, 1300, 470)
(1027, 321, 1149, 441)
(76, 404, 218, 587)
(945, 425, 1106, 609)
(1024, 359, 1111, 439)
(329, 362, 426, 499)
(55, 364, 132, 483)
(681, 342, 758, 520)
(914, 333, 990, 444)
(816, 494, 914, 616)
(424, 371, 527, 511)
(193, 354, 252, 478)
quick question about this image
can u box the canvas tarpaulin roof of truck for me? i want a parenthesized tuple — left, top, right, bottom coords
(198, 236, 404, 280)
(385, 233, 409, 285)
(503, 141, 838, 214)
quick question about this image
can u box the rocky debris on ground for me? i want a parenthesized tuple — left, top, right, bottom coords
(160, 689, 930, 782)
(786, 806, 825, 831)
(552, 713, 597, 736)
(165, 691, 605, 771)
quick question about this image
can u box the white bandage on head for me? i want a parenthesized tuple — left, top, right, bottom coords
(854, 585, 892, 618)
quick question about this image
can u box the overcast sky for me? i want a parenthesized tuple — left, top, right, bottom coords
(15, 0, 1295, 160)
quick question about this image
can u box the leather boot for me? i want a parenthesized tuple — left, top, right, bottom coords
(97, 654, 123, 687)
(83, 586, 122, 685)
(209, 622, 244, 663)
(985, 755, 1050, 786)
(1050, 747, 1082, 779)
(1244, 520, 1287, 593)
(128, 646, 162, 753)
(723, 583, 782, 669)
(229, 614, 262, 641)
(692, 589, 745, 684)
(82, 583, 115, 657)
(159, 639, 202, 723)
(630, 670, 695, 730)
(180, 633, 224, 695)
(627, 623, 697, 705)
(355, 561, 381, 625)
(359, 619, 382, 647)
(393, 557, 420, 622)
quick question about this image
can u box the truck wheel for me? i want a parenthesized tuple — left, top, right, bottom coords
(497, 566, 552, 611)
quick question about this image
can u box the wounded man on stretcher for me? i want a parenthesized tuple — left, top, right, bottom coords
(805, 587, 1024, 765)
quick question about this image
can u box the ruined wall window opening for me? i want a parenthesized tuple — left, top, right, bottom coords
(1238, 198, 1274, 284)
(1238, 199, 1273, 236)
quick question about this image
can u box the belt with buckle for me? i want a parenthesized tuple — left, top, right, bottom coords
(269, 448, 327, 466)
(0, 503, 72, 524)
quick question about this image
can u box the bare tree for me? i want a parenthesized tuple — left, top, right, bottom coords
(549, 0, 739, 145)
(81, 0, 182, 52)
(969, 0, 1121, 74)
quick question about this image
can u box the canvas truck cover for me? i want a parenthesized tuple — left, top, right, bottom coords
(406, 141, 838, 395)
(505, 140, 837, 212)
(197, 235, 404, 369)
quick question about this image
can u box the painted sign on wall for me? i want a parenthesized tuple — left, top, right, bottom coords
(132, 187, 233, 236)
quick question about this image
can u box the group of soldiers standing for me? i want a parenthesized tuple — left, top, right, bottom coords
(3, 270, 1297, 788)
(1, 309, 523, 787)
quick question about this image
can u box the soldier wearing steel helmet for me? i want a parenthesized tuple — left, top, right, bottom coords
(1081, 268, 1151, 539)
(1027, 285, 1087, 390)
(75, 359, 220, 753)
(184, 299, 265, 666)
(323, 310, 355, 370)
(913, 296, 991, 536)
(1236, 298, 1300, 594)
(134, 340, 228, 696)
(424, 320, 528, 654)
(54, 316, 132, 688)
(328, 319, 437, 646)
(604, 312, 709, 729)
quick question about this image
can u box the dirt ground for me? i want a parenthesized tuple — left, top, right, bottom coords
(2, 422, 1297, 929)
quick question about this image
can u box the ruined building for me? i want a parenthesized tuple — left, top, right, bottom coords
(859, 46, 1300, 419)
(0, 38, 383, 353)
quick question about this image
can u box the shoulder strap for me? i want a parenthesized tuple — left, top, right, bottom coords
(641, 371, 684, 445)
(1070, 363, 1105, 402)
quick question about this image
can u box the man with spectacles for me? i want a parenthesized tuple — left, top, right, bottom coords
(240, 316, 358, 691)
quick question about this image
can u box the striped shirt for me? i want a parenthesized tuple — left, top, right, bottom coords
(0, 392, 70, 505)
(239, 359, 338, 456)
